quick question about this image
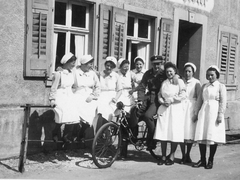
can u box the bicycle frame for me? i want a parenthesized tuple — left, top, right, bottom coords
(113, 106, 148, 151)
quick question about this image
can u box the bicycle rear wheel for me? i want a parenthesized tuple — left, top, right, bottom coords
(92, 122, 122, 168)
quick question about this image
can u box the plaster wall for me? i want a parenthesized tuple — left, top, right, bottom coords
(1, 0, 240, 159)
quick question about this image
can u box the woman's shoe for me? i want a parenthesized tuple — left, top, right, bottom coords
(157, 159, 166, 165)
(205, 161, 213, 169)
(192, 160, 206, 168)
(165, 159, 174, 166)
(180, 157, 186, 164)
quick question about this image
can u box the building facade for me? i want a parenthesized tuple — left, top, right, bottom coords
(0, 0, 240, 159)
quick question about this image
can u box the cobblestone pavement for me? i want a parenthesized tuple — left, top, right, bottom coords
(0, 141, 240, 180)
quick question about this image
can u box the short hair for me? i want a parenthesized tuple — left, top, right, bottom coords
(206, 67, 220, 79)
(67, 55, 77, 63)
(164, 62, 178, 74)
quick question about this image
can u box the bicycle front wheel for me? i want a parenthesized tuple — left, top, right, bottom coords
(92, 122, 122, 168)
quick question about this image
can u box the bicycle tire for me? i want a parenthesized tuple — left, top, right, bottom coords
(92, 122, 122, 168)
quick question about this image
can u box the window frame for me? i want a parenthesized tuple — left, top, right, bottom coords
(123, 4, 161, 70)
(45, 0, 95, 86)
(127, 14, 151, 42)
(52, 0, 90, 69)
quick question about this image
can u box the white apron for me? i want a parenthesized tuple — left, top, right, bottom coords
(194, 82, 226, 144)
(154, 80, 185, 142)
(97, 90, 116, 121)
(54, 72, 80, 124)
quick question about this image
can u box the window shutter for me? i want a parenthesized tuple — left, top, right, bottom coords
(111, 7, 128, 60)
(98, 4, 112, 72)
(159, 18, 174, 62)
(227, 33, 238, 84)
(219, 32, 229, 84)
(25, 0, 53, 77)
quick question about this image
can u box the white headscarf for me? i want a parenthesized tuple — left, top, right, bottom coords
(184, 62, 197, 73)
(79, 55, 94, 65)
(208, 65, 220, 74)
(106, 56, 117, 68)
(60, 52, 74, 64)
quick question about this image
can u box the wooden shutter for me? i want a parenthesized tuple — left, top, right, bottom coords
(25, 0, 53, 77)
(159, 18, 174, 62)
(98, 4, 112, 72)
(219, 32, 238, 84)
(227, 33, 238, 84)
(111, 7, 128, 60)
(219, 32, 229, 83)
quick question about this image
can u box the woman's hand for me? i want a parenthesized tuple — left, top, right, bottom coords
(216, 113, 223, 124)
(192, 114, 198, 122)
(128, 89, 134, 95)
(172, 75, 179, 85)
(56, 66, 63, 71)
(164, 99, 172, 107)
(86, 96, 93, 103)
(50, 100, 56, 107)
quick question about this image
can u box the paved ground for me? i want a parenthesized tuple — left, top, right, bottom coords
(0, 139, 240, 180)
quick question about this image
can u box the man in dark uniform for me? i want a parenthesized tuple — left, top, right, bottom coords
(137, 55, 166, 150)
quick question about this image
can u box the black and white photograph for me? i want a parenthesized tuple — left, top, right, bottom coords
(0, 0, 240, 179)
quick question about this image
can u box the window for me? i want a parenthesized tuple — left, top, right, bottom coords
(53, 1, 90, 71)
(218, 26, 239, 90)
(25, 0, 94, 79)
(126, 14, 152, 70)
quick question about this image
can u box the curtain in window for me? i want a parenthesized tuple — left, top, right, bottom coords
(52, 33, 58, 73)
(75, 35, 85, 66)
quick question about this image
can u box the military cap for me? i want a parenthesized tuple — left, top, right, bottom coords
(150, 55, 164, 63)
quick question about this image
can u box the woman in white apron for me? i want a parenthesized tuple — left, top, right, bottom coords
(154, 62, 187, 166)
(73, 55, 100, 126)
(130, 56, 146, 100)
(117, 58, 135, 113)
(192, 65, 227, 169)
(49, 53, 80, 143)
(179, 62, 201, 164)
(97, 56, 122, 121)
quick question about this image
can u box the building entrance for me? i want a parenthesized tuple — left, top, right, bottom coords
(177, 20, 202, 78)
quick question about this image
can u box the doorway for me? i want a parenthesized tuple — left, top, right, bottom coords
(177, 20, 202, 78)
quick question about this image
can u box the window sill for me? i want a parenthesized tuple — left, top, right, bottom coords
(226, 84, 238, 91)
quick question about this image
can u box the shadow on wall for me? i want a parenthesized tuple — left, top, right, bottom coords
(27, 109, 56, 154)
(26, 110, 108, 155)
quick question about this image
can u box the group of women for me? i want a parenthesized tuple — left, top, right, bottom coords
(49, 53, 145, 142)
(49, 52, 227, 170)
(153, 61, 227, 170)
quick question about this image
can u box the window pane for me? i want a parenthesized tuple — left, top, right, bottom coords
(70, 34, 75, 55)
(127, 17, 134, 36)
(55, 2, 66, 25)
(72, 4, 86, 28)
(56, 32, 66, 70)
(138, 19, 148, 38)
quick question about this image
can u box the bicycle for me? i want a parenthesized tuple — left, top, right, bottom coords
(91, 102, 161, 168)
